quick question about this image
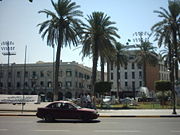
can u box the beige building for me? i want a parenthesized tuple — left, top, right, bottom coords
(0, 61, 92, 101)
(109, 50, 170, 98)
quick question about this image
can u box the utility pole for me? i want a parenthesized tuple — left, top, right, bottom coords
(22, 45, 27, 113)
(1, 41, 16, 94)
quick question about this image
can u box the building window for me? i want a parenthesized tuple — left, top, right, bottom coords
(66, 70, 72, 77)
(0, 72, 3, 78)
(125, 72, 128, 79)
(132, 63, 135, 69)
(86, 75, 90, 80)
(66, 81, 72, 87)
(25, 71, 28, 77)
(17, 82, 21, 88)
(132, 72, 135, 79)
(79, 83, 82, 88)
(0, 82, 3, 87)
(139, 71, 142, 79)
(47, 81, 52, 88)
(8, 72, 12, 77)
(111, 73, 113, 80)
(124, 64, 127, 70)
(84, 74, 87, 79)
(8, 82, 11, 87)
(125, 81, 128, 87)
(132, 81, 135, 88)
(32, 81, 36, 88)
(17, 71, 21, 78)
(139, 81, 142, 87)
(111, 63, 113, 70)
(75, 71, 78, 77)
(40, 81, 44, 87)
(58, 82, 62, 87)
(118, 72, 120, 80)
(32, 71, 36, 77)
(88, 84, 91, 89)
(25, 82, 28, 87)
(40, 71, 44, 77)
(79, 72, 83, 78)
(138, 64, 142, 69)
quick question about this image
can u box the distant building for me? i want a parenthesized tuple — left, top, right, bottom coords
(0, 61, 92, 101)
(109, 50, 169, 98)
(0, 51, 171, 100)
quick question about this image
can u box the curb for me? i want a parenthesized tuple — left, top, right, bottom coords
(100, 115, 180, 118)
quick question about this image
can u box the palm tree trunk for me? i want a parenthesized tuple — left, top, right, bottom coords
(54, 28, 63, 101)
(116, 58, 120, 100)
(100, 56, 105, 82)
(91, 47, 98, 96)
(143, 60, 147, 87)
(168, 39, 176, 114)
(168, 40, 173, 82)
(170, 29, 177, 114)
(107, 61, 110, 82)
(172, 27, 179, 81)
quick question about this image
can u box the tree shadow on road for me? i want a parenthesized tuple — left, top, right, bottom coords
(37, 119, 101, 124)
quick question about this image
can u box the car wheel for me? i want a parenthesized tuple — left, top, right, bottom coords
(44, 114, 54, 122)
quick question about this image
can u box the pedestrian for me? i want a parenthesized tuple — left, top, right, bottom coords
(80, 93, 86, 107)
(86, 94, 92, 108)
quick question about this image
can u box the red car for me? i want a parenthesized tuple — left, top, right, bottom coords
(36, 101, 99, 121)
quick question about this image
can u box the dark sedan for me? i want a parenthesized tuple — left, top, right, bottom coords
(36, 101, 99, 121)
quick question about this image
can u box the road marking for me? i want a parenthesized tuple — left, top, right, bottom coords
(32, 130, 70, 132)
(0, 129, 8, 131)
(171, 130, 180, 133)
(0, 121, 33, 124)
(94, 130, 141, 133)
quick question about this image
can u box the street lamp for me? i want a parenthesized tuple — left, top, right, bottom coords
(171, 56, 177, 114)
(1, 41, 16, 94)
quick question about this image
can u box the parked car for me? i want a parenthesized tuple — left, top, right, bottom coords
(120, 97, 137, 106)
(36, 101, 99, 122)
(103, 96, 111, 103)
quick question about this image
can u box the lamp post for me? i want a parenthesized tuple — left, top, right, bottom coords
(172, 56, 177, 114)
(1, 41, 16, 94)
(21, 46, 27, 113)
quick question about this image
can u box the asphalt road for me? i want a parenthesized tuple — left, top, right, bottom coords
(0, 116, 180, 135)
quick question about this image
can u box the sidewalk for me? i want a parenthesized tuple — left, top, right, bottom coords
(0, 103, 180, 117)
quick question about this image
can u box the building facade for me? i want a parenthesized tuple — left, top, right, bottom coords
(0, 61, 92, 101)
(109, 50, 169, 98)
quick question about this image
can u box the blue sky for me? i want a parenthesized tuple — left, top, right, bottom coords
(0, 0, 168, 69)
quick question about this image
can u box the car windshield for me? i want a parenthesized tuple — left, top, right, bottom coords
(104, 96, 111, 99)
(71, 103, 81, 109)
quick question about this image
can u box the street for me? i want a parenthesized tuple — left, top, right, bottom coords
(0, 116, 180, 135)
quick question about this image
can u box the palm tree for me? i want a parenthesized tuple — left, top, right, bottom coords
(151, 1, 179, 114)
(114, 42, 128, 100)
(81, 12, 120, 95)
(100, 44, 117, 82)
(152, 0, 180, 81)
(38, 0, 83, 101)
(152, 24, 174, 82)
(135, 41, 159, 87)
